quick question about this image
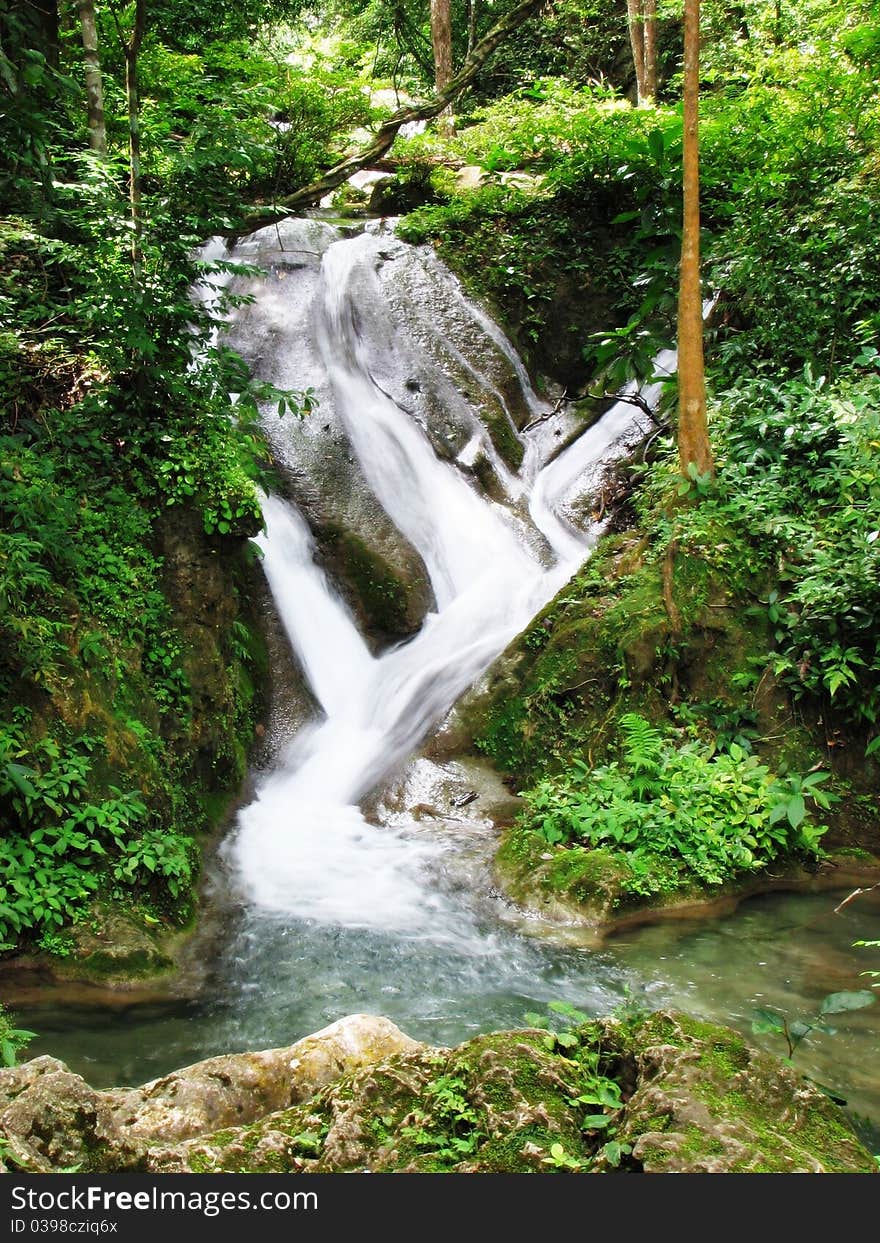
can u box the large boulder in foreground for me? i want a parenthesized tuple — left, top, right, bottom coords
(149, 1011, 875, 1175)
(0, 1012, 875, 1174)
(106, 1014, 419, 1145)
(0, 1057, 145, 1173)
(0, 1015, 416, 1171)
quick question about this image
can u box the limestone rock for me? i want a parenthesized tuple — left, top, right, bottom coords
(0, 1060, 145, 1172)
(4, 1013, 875, 1174)
(610, 1012, 875, 1173)
(107, 1013, 419, 1145)
(65, 909, 172, 981)
(142, 1012, 878, 1175)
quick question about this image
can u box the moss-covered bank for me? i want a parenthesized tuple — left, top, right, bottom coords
(0, 497, 268, 982)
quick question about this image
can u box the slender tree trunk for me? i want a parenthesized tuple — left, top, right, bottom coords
(676, 0, 714, 479)
(124, 0, 147, 284)
(76, 0, 106, 156)
(626, 0, 646, 104)
(467, 0, 478, 54)
(643, 0, 657, 102)
(627, 0, 658, 105)
(430, 0, 455, 134)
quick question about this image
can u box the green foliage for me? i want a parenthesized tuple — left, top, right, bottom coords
(0, 718, 197, 941)
(111, 830, 195, 901)
(521, 714, 832, 898)
(397, 89, 688, 376)
(854, 939, 880, 988)
(638, 367, 880, 728)
(36, 930, 74, 959)
(147, 0, 308, 52)
(0, 1003, 36, 1068)
(0, 12, 319, 953)
(541, 1141, 588, 1171)
(396, 6, 879, 395)
(399, 1074, 485, 1167)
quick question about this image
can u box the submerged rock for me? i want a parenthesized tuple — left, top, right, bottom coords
(1, 1012, 874, 1174)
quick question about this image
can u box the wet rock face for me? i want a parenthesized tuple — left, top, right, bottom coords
(1, 1013, 874, 1174)
(223, 219, 436, 648)
(221, 217, 552, 649)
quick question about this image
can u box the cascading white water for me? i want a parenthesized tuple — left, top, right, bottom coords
(224, 222, 659, 932)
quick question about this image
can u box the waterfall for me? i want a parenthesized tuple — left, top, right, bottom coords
(220, 220, 660, 931)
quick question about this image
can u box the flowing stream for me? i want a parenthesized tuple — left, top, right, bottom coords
(12, 217, 880, 1136)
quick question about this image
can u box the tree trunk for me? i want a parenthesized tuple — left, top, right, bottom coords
(430, 0, 454, 135)
(627, 0, 658, 105)
(76, 0, 106, 157)
(124, 0, 147, 284)
(626, 0, 646, 104)
(467, 0, 478, 54)
(236, 0, 547, 235)
(643, 0, 657, 102)
(676, 0, 714, 480)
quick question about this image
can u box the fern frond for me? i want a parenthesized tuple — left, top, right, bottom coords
(619, 712, 663, 775)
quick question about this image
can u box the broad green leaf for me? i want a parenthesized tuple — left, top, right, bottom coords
(580, 1113, 612, 1130)
(786, 795, 806, 828)
(790, 1020, 814, 1040)
(647, 128, 665, 163)
(752, 1008, 785, 1034)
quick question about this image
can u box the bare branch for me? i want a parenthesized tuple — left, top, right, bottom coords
(834, 883, 880, 915)
(522, 390, 569, 433)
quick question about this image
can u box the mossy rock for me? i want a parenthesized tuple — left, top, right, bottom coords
(459, 524, 800, 791)
(58, 905, 175, 983)
(483, 407, 525, 471)
(609, 1012, 877, 1173)
(319, 523, 427, 640)
(143, 1012, 877, 1174)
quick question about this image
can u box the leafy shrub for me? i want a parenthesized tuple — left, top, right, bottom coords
(635, 366, 880, 730)
(521, 714, 832, 898)
(0, 721, 172, 941)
